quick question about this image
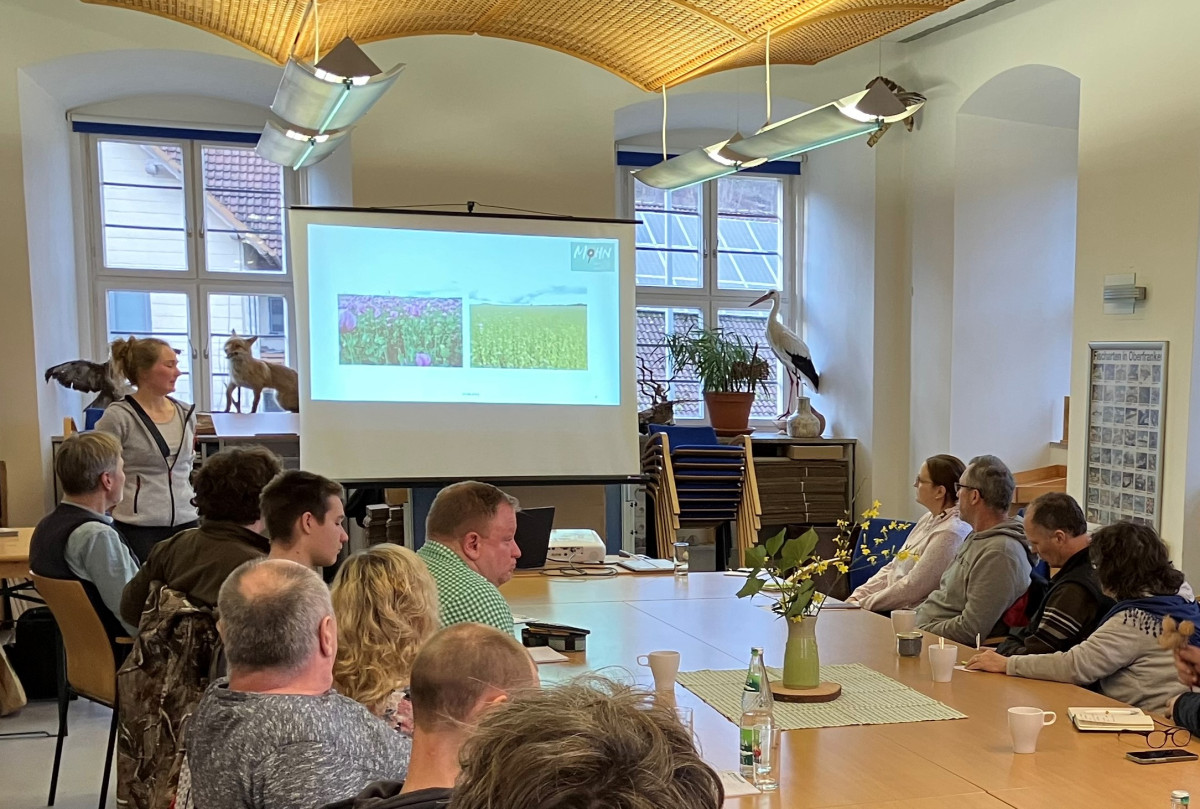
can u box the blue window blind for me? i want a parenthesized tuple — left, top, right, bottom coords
(72, 121, 260, 145)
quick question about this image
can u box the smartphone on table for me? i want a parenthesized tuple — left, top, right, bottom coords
(1125, 749, 1199, 765)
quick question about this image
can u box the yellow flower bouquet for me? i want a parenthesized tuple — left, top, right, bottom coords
(735, 500, 911, 689)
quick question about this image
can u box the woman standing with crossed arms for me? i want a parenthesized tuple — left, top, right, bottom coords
(96, 336, 198, 563)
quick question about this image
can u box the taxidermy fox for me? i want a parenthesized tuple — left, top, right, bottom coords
(223, 333, 300, 413)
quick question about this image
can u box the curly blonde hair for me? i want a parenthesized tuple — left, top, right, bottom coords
(330, 544, 439, 714)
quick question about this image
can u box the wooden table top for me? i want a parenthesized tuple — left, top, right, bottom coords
(0, 527, 33, 579)
(499, 572, 1200, 808)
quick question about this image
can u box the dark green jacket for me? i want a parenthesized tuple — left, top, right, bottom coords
(120, 520, 269, 628)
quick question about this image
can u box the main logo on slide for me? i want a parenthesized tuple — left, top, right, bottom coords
(570, 242, 615, 273)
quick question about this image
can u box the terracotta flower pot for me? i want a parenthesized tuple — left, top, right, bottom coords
(704, 391, 755, 435)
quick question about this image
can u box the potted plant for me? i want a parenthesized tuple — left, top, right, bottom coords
(663, 326, 770, 434)
(735, 502, 912, 690)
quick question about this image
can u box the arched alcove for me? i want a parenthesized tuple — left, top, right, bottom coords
(949, 65, 1080, 471)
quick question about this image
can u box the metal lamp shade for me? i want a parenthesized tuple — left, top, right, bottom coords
(724, 100, 881, 162)
(632, 142, 742, 190)
(271, 56, 405, 133)
(256, 119, 350, 169)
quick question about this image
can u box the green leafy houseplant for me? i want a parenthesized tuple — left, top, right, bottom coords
(663, 326, 770, 394)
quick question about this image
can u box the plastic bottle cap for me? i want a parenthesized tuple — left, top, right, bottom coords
(1172, 791, 1190, 800)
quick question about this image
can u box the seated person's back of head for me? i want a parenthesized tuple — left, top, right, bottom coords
(31, 430, 139, 639)
(120, 445, 282, 626)
(450, 676, 724, 809)
(322, 623, 539, 809)
(186, 559, 410, 809)
(330, 544, 441, 728)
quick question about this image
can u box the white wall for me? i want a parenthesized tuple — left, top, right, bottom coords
(949, 113, 1077, 470)
(803, 137, 878, 505)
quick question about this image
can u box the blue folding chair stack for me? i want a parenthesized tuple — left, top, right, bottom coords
(640, 425, 761, 570)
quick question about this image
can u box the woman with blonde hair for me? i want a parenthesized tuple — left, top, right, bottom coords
(96, 335, 197, 562)
(330, 544, 440, 734)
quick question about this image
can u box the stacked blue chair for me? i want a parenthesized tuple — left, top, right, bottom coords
(641, 425, 761, 570)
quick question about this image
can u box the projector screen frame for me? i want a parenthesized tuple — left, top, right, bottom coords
(289, 205, 641, 483)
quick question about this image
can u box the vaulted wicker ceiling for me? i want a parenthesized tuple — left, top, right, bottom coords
(80, 0, 963, 91)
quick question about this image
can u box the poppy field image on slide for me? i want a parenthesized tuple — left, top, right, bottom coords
(339, 294, 464, 367)
(469, 304, 588, 370)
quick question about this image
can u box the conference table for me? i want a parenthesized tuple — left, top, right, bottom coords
(0, 527, 39, 617)
(499, 571, 1200, 809)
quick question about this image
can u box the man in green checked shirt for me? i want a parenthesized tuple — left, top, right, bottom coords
(417, 481, 521, 634)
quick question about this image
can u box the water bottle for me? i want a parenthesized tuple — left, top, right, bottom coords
(738, 647, 777, 789)
(1171, 790, 1190, 809)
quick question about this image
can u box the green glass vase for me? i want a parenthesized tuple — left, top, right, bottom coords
(782, 615, 820, 689)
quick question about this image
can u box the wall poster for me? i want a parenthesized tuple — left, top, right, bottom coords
(1085, 342, 1166, 530)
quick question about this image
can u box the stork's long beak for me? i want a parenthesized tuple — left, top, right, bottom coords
(750, 292, 772, 307)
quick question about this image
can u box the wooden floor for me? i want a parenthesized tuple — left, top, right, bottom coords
(501, 571, 1200, 809)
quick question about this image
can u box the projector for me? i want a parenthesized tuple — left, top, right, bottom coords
(547, 529, 607, 564)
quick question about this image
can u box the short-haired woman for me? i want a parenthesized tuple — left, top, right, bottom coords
(967, 522, 1197, 714)
(330, 545, 440, 735)
(96, 336, 198, 562)
(119, 446, 282, 627)
(848, 454, 972, 612)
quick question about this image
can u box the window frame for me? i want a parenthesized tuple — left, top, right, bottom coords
(82, 130, 299, 412)
(618, 164, 803, 425)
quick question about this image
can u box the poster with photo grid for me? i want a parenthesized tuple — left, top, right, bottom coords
(1085, 342, 1166, 530)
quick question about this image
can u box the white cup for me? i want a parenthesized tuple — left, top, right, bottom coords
(891, 609, 917, 634)
(1008, 707, 1056, 754)
(928, 644, 957, 682)
(637, 650, 681, 692)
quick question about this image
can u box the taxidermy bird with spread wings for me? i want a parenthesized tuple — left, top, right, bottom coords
(751, 290, 819, 415)
(865, 77, 926, 148)
(44, 356, 130, 410)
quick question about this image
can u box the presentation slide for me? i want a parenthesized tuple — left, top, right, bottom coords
(307, 225, 621, 406)
(290, 208, 639, 483)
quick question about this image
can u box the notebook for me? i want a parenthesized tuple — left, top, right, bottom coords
(1067, 707, 1155, 732)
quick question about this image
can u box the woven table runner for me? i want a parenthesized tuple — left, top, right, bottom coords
(676, 663, 966, 730)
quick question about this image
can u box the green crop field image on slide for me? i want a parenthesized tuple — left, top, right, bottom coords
(470, 304, 589, 370)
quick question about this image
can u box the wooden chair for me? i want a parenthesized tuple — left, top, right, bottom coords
(641, 426, 762, 569)
(31, 574, 129, 809)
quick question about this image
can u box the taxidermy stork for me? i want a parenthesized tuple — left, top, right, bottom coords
(44, 357, 130, 410)
(750, 290, 819, 415)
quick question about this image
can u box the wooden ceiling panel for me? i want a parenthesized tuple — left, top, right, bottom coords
(79, 0, 963, 90)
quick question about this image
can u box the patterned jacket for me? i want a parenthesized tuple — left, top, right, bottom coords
(116, 584, 223, 809)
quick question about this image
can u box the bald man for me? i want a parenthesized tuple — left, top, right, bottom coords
(186, 559, 410, 809)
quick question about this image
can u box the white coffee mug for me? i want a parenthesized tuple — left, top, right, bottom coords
(891, 609, 917, 634)
(928, 644, 957, 683)
(637, 650, 681, 692)
(1008, 707, 1056, 754)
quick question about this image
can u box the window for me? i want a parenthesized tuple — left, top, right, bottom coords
(622, 168, 798, 422)
(85, 132, 297, 411)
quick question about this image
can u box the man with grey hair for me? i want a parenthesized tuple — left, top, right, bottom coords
(186, 559, 410, 809)
(916, 455, 1034, 646)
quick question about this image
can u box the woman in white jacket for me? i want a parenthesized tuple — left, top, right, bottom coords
(848, 454, 972, 613)
(96, 336, 198, 563)
(967, 522, 1195, 715)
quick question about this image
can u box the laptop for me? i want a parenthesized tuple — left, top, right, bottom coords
(514, 507, 556, 569)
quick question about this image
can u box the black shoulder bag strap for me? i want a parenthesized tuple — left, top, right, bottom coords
(122, 396, 171, 460)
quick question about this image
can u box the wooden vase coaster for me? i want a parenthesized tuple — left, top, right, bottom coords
(770, 681, 842, 703)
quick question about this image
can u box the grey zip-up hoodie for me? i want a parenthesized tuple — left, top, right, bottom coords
(916, 518, 1033, 646)
(95, 397, 198, 528)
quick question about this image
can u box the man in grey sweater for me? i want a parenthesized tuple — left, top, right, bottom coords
(916, 455, 1033, 646)
(186, 559, 410, 809)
